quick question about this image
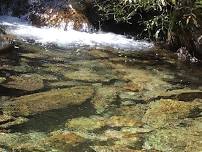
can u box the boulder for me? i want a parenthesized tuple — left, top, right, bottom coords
(30, 4, 93, 32)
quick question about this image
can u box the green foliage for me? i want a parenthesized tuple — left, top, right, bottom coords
(95, 0, 202, 53)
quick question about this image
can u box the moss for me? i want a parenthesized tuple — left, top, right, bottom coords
(3, 86, 94, 117)
(143, 99, 201, 128)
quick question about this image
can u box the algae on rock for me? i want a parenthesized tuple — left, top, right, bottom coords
(143, 99, 202, 128)
(3, 86, 94, 116)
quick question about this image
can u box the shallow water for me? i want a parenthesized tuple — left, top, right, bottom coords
(0, 17, 202, 152)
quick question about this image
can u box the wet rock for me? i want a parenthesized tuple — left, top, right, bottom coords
(64, 60, 117, 83)
(47, 80, 87, 88)
(0, 132, 48, 151)
(144, 127, 202, 152)
(0, 133, 19, 148)
(66, 115, 143, 132)
(119, 91, 141, 102)
(65, 68, 108, 82)
(0, 115, 13, 123)
(123, 82, 144, 92)
(91, 145, 146, 152)
(108, 62, 173, 101)
(3, 86, 94, 116)
(160, 89, 202, 101)
(0, 115, 28, 129)
(2, 74, 44, 92)
(177, 47, 192, 61)
(106, 116, 143, 128)
(91, 85, 119, 113)
(48, 130, 85, 148)
(88, 49, 112, 59)
(73, 131, 108, 141)
(30, 4, 93, 32)
(121, 127, 153, 134)
(0, 77, 6, 83)
(143, 99, 201, 128)
(2, 63, 33, 73)
(104, 129, 143, 148)
(112, 105, 148, 121)
(43, 63, 71, 74)
(40, 130, 87, 151)
(66, 116, 105, 131)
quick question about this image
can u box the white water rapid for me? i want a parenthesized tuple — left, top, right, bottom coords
(0, 16, 154, 50)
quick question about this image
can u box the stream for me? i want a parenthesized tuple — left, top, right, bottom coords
(0, 15, 202, 152)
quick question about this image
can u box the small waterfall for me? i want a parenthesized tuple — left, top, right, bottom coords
(0, 0, 154, 51)
(0, 0, 93, 32)
(0, 16, 154, 51)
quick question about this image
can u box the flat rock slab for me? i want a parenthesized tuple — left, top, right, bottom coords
(2, 74, 44, 92)
(3, 86, 94, 117)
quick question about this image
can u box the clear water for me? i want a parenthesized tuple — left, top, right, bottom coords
(0, 16, 202, 152)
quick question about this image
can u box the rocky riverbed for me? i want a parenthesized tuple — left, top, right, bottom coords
(0, 42, 201, 152)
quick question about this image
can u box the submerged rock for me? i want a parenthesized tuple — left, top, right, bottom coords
(106, 116, 143, 128)
(64, 68, 108, 82)
(64, 60, 118, 83)
(143, 99, 201, 128)
(91, 85, 119, 113)
(0, 77, 6, 83)
(66, 115, 143, 132)
(108, 62, 173, 102)
(91, 146, 148, 152)
(2, 74, 44, 92)
(3, 86, 94, 116)
(112, 104, 148, 121)
(103, 129, 143, 148)
(144, 127, 202, 152)
(0, 115, 28, 130)
(0, 132, 48, 151)
(47, 130, 86, 151)
(66, 116, 105, 131)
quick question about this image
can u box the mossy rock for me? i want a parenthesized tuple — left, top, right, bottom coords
(144, 127, 202, 152)
(3, 86, 94, 117)
(66, 117, 105, 131)
(66, 115, 143, 132)
(143, 99, 201, 128)
(0, 77, 6, 83)
(2, 74, 44, 92)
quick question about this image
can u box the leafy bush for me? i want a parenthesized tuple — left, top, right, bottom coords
(94, 0, 202, 55)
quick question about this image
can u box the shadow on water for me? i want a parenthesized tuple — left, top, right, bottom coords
(0, 85, 27, 97)
(10, 100, 96, 133)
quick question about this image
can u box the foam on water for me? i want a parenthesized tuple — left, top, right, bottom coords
(0, 16, 154, 50)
